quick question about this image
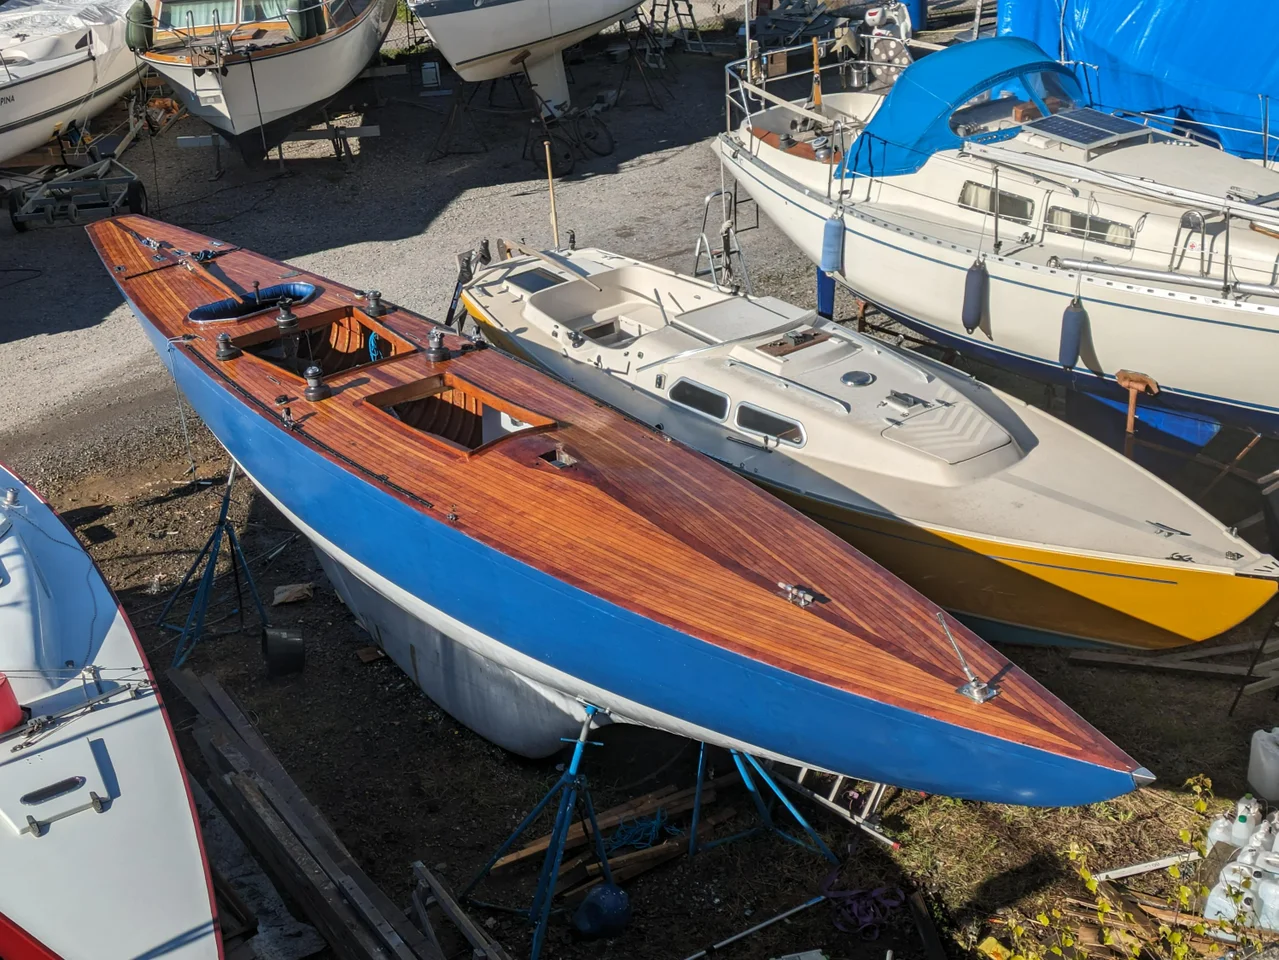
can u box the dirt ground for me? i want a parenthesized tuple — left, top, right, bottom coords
(5, 23, 1279, 960)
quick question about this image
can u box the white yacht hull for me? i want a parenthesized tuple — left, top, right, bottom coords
(0, 27, 139, 165)
(716, 136, 1279, 434)
(0, 465, 219, 959)
(412, 0, 640, 85)
(143, 0, 396, 157)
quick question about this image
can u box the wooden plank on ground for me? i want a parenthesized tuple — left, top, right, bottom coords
(492, 776, 735, 873)
(558, 807, 738, 904)
(232, 771, 392, 960)
(177, 672, 437, 960)
(1069, 651, 1279, 677)
(412, 864, 514, 960)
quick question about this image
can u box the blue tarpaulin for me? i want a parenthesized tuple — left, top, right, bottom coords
(998, 0, 1279, 161)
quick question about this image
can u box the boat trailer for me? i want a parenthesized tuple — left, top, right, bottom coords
(5, 98, 149, 233)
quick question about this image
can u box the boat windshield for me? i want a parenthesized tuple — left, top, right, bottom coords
(158, 0, 290, 27)
(159, 0, 236, 28)
(948, 70, 1083, 140)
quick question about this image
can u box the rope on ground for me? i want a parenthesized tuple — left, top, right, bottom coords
(820, 867, 905, 939)
(604, 808, 682, 854)
(0, 269, 42, 290)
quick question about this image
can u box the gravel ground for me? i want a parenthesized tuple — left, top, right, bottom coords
(5, 20, 1279, 960)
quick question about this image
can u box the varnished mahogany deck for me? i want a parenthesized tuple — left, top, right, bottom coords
(87, 216, 1139, 779)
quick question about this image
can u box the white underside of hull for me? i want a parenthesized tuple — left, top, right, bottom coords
(0, 483, 216, 959)
(717, 135, 1279, 420)
(145, 0, 396, 138)
(0, 37, 139, 164)
(415, 0, 639, 82)
(245, 463, 826, 770)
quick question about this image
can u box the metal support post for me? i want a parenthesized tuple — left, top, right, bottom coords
(688, 741, 836, 863)
(463, 705, 617, 960)
(157, 463, 269, 667)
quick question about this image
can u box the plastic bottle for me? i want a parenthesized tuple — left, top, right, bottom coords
(1232, 795, 1263, 846)
(1247, 821, 1275, 851)
(1209, 815, 1237, 848)
(1249, 728, 1279, 802)
(1205, 862, 1256, 922)
(1258, 877, 1279, 931)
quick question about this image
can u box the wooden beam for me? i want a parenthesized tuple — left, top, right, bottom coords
(412, 864, 513, 960)
(1070, 651, 1279, 678)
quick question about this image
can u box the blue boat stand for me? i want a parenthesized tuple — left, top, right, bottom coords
(688, 741, 838, 864)
(158, 462, 269, 668)
(462, 704, 617, 960)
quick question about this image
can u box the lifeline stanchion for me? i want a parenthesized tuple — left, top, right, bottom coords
(688, 741, 838, 864)
(462, 704, 619, 960)
(157, 462, 269, 668)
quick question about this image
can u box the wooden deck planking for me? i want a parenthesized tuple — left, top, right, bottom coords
(89, 217, 1135, 771)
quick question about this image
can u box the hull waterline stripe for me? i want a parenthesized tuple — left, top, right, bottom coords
(0, 68, 138, 136)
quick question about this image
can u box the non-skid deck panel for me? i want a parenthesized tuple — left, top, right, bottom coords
(88, 216, 1135, 773)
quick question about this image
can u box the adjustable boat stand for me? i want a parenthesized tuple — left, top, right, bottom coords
(157, 463, 269, 668)
(462, 705, 616, 960)
(688, 742, 838, 864)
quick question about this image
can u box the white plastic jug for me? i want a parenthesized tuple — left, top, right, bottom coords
(1258, 877, 1279, 931)
(1248, 821, 1275, 850)
(1205, 862, 1260, 923)
(1209, 815, 1237, 848)
(1233, 795, 1264, 845)
(1258, 850, 1279, 876)
(1250, 728, 1279, 802)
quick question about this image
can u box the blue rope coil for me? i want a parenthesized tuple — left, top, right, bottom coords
(368, 331, 380, 362)
(604, 808, 682, 854)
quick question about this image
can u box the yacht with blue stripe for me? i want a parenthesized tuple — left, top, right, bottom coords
(715, 32, 1279, 437)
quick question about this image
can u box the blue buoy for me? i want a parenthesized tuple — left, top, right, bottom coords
(816, 266, 835, 320)
(961, 259, 987, 333)
(572, 883, 631, 939)
(1059, 297, 1088, 369)
(820, 212, 844, 274)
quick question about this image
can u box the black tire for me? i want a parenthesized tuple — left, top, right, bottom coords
(7, 190, 27, 233)
(572, 114, 614, 157)
(124, 180, 147, 215)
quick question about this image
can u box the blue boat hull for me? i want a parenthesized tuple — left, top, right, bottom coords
(137, 310, 1139, 806)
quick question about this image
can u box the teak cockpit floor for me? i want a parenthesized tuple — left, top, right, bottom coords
(88, 216, 1135, 774)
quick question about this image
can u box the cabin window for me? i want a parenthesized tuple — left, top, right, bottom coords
(158, 0, 236, 28)
(1045, 207, 1135, 249)
(668, 379, 729, 421)
(958, 181, 1034, 225)
(241, 0, 289, 20)
(736, 403, 805, 446)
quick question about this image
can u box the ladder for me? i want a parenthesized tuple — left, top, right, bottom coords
(647, 0, 709, 53)
(692, 187, 754, 295)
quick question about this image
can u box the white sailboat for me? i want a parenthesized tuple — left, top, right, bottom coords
(0, 463, 220, 959)
(133, 0, 397, 162)
(0, 0, 140, 165)
(410, 0, 641, 113)
(460, 243, 1279, 650)
(713, 35, 1279, 436)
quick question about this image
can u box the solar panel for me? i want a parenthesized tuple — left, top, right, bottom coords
(1026, 114, 1113, 147)
(1069, 108, 1147, 136)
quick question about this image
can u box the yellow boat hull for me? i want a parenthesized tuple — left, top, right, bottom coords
(759, 481, 1276, 650)
(466, 299, 1277, 650)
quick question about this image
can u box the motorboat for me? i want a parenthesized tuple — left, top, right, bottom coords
(0, 0, 141, 165)
(410, 0, 642, 113)
(714, 35, 1279, 436)
(130, 0, 397, 163)
(88, 214, 1152, 807)
(0, 462, 220, 958)
(460, 243, 1279, 650)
